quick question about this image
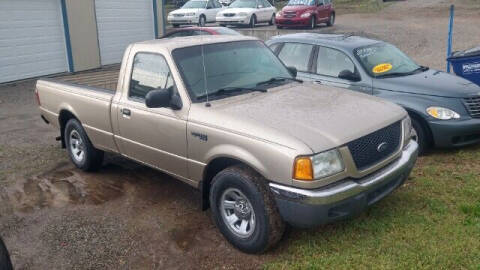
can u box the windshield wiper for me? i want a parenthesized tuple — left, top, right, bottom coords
(256, 76, 302, 86)
(376, 66, 429, 78)
(196, 86, 266, 101)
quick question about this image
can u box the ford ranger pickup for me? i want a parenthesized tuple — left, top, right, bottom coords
(36, 35, 418, 254)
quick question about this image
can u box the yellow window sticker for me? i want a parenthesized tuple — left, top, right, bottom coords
(372, 63, 393, 74)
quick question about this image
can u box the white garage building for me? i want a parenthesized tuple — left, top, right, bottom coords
(0, 0, 165, 83)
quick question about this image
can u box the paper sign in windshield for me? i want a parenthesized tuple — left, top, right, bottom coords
(372, 63, 392, 74)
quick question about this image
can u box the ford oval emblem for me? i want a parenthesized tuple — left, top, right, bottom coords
(377, 142, 389, 153)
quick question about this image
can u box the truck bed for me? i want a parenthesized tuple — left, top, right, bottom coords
(54, 66, 119, 91)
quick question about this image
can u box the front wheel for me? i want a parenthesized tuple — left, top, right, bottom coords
(411, 118, 427, 155)
(65, 119, 104, 171)
(249, 14, 256, 28)
(209, 165, 285, 254)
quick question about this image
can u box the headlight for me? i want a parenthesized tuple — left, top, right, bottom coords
(238, 12, 248, 16)
(185, 12, 196, 16)
(426, 106, 460, 120)
(276, 11, 282, 17)
(300, 12, 311, 18)
(402, 116, 413, 143)
(293, 149, 344, 180)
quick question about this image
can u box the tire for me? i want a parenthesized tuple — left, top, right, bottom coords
(64, 119, 104, 171)
(308, 16, 316, 29)
(269, 14, 275, 25)
(411, 117, 427, 155)
(0, 237, 13, 270)
(249, 14, 256, 28)
(172, 24, 180, 28)
(326, 13, 335, 26)
(198, 15, 206, 27)
(209, 165, 285, 254)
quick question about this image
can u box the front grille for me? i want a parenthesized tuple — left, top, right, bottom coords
(223, 13, 235, 17)
(464, 96, 480, 118)
(347, 121, 402, 171)
(284, 11, 296, 18)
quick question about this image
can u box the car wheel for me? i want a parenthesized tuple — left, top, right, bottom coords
(327, 13, 335, 26)
(249, 14, 256, 28)
(309, 16, 316, 29)
(411, 118, 427, 155)
(269, 13, 275, 25)
(198, 15, 206, 27)
(65, 119, 104, 171)
(209, 165, 285, 254)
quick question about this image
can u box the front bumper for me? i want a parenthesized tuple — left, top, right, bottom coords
(275, 17, 310, 26)
(216, 16, 250, 24)
(428, 118, 480, 147)
(269, 141, 418, 228)
(167, 16, 199, 25)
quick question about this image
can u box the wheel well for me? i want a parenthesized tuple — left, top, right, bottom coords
(406, 110, 433, 146)
(58, 110, 78, 148)
(200, 157, 242, 210)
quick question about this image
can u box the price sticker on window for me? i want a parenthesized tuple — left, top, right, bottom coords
(372, 63, 393, 74)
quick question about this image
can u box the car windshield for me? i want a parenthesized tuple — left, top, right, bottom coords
(172, 40, 294, 102)
(287, 0, 315, 6)
(229, 0, 257, 8)
(182, 0, 207, 8)
(354, 43, 421, 78)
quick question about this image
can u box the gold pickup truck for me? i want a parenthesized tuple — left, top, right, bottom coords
(36, 35, 418, 253)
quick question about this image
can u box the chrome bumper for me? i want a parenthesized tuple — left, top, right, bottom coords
(269, 140, 418, 206)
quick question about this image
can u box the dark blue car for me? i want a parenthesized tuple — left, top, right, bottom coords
(266, 33, 480, 153)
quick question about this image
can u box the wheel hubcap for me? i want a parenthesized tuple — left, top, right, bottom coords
(220, 188, 255, 238)
(69, 130, 85, 163)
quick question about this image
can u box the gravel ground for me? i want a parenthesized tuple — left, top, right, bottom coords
(1, 0, 479, 269)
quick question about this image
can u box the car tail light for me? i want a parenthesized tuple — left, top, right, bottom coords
(35, 88, 41, 106)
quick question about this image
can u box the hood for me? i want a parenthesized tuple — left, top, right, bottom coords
(188, 82, 406, 153)
(282, 5, 312, 13)
(373, 69, 480, 98)
(170, 8, 202, 14)
(219, 8, 255, 14)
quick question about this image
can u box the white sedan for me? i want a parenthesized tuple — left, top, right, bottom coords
(216, 0, 277, 28)
(168, 0, 225, 27)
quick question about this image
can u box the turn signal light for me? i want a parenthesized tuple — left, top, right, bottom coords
(293, 157, 313, 181)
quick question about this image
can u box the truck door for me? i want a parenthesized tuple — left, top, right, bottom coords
(308, 45, 372, 95)
(116, 52, 189, 179)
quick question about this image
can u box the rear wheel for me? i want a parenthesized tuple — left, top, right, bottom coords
(65, 119, 104, 171)
(209, 165, 285, 254)
(326, 13, 335, 26)
(308, 16, 316, 29)
(269, 13, 275, 25)
(249, 14, 256, 28)
(411, 118, 427, 155)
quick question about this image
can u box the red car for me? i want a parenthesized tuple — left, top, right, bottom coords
(162, 26, 241, 38)
(275, 0, 335, 29)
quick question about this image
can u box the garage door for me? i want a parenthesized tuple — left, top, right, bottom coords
(0, 0, 69, 83)
(95, 0, 155, 66)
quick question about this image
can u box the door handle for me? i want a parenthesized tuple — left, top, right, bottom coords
(121, 108, 131, 116)
(314, 80, 322, 84)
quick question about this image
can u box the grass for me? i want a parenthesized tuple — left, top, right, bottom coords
(263, 145, 480, 269)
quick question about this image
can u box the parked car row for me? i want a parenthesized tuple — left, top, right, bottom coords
(167, 0, 336, 28)
(36, 29, 480, 254)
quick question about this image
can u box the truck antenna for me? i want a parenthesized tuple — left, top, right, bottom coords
(201, 44, 210, 107)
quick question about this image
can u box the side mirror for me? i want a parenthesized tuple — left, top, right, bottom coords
(338, 70, 361, 82)
(287, 66, 297, 78)
(145, 89, 171, 108)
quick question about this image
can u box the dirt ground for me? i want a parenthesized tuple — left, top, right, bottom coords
(1, 0, 479, 269)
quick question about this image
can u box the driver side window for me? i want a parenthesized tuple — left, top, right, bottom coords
(207, 0, 214, 8)
(129, 53, 174, 101)
(316, 46, 356, 78)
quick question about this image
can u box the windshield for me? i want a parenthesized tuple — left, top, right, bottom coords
(354, 43, 421, 77)
(287, 0, 315, 6)
(182, 0, 207, 8)
(229, 0, 257, 8)
(172, 40, 293, 102)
